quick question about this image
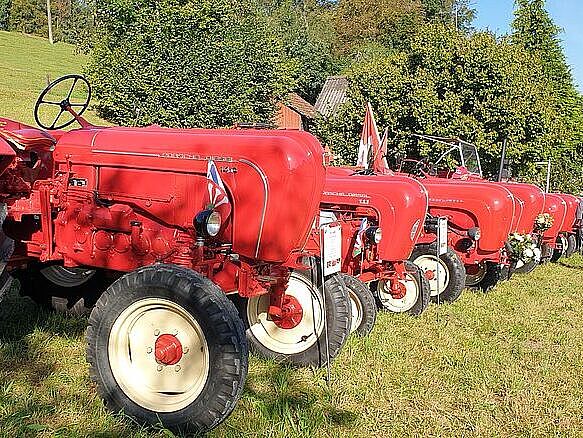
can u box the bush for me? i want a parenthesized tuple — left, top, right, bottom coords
(86, 0, 295, 128)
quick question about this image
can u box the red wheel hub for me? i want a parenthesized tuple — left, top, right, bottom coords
(154, 334, 183, 365)
(424, 270, 435, 280)
(272, 295, 304, 329)
(391, 281, 407, 300)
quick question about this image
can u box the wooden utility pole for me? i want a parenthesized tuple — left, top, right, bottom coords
(46, 0, 54, 44)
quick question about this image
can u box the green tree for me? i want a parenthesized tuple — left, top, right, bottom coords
(316, 24, 578, 190)
(0, 0, 10, 30)
(8, 0, 47, 35)
(511, 0, 583, 192)
(260, 0, 339, 103)
(86, 0, 295, 128)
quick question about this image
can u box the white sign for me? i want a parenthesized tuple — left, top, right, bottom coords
(322, 224, 342, 276)
(437, 217, 448, 256)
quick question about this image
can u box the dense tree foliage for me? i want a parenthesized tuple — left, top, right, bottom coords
(86, 0, 294, 128)
(5, 0, 93, 43)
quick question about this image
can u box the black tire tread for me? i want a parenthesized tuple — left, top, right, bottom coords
(86, 264, 248, 434)
(338, 273, 377, 337)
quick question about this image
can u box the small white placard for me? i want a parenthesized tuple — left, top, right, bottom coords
(322, 224, 342, 276)
(437, 217, 448, 256)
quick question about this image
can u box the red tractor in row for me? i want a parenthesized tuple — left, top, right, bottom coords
(0, 75, 359, 433)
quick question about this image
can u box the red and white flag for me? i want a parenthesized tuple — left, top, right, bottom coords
(352, 217, 369, 257)
(372, 127, 390, 174)
(205, 161, 231, 217)
(356, 103, 381, 168)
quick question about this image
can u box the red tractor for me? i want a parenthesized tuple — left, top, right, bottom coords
(0, 75, 351, 433)
(551, 193, 579, 260)
(540, 193, 567, 262)
(386, 138, 516, 296)
(320, 168, 430, 318)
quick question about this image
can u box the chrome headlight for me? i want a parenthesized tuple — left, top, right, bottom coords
(467, 227, 481, 241)
(366, 226, 382, 244)
(194, 209, 222, 237)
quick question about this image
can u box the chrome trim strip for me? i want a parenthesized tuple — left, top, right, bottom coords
(92, 149, 161, 158)
(239, 158, 268, 258)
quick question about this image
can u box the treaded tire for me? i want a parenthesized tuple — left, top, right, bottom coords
(241, 270, 351, 368)
(551, 234, 568, 262)
(372, 261, 431, 316)
(13, 262, 112, 316)
(86, 264, 248, 434)
(338, 273, 376, 337)
(565, 234, 577, 258)
(476, 262, 503, 293)
(513, 258, 539, 274)
(410, 243, 465, 304)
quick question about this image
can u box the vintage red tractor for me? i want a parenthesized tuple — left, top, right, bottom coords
(382, 138, 516, 296)
(551, 193, 580, 260)
(320, 168, 431, 318)
(0, 75, 352, 433)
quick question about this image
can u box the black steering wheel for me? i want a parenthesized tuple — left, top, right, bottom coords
(34, 74, 91, 130)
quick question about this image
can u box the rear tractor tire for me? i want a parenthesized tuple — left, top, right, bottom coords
(410, 243, 465, 304)
(372, 261, 430, 316)
(87, 264, 247, 435)
(565, 233, 577, 258)
(241, 269, 351, 368)
(14, 263, 114, 316)
(338, 273, 377, 337)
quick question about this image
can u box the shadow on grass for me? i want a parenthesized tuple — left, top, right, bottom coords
(0, 287, 357, 437)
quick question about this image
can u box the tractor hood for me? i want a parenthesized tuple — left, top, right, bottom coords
(323, 167, 428, 261)
(542, 193, 567, 240)
(498, 182, 545, 234)
(54, 126, 326, 263)
(417, 177, 516, 252)
(554, 193, 578, 232)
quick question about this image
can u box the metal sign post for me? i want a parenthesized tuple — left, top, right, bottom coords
(319, 222, 342, 385)
(436, 217, 448, 320)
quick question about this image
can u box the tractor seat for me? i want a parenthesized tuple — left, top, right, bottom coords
(0, 128, 57, 151)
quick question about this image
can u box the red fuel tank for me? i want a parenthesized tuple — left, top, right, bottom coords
(498, 182, 545, 234)
(419, 177, 515, 253)
(323, 168, 428, 261)
(542, 193, 567, 241)
(53, 126, 326, 263)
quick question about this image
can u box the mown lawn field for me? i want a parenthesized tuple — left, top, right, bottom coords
(1, 31, 583, 438)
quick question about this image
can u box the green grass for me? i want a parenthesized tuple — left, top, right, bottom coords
(2, 30, 583, 437)
(1, 259, 583, 437)
(0, 30, 103, 126)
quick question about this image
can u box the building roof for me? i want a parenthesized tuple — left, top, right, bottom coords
(314, 75, 349, 117)
(285, 92, 317, 119)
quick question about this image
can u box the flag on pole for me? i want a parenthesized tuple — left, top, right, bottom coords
(356, 103, 381, 168)
(372, 127, 390, 173)
(206, 161, 230, 215)
(352, 217, 369, 257)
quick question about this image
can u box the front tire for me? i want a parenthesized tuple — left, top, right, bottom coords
(338, 273, 376, 337)
(565, 234, 577, 258)
(86, 264, 247, 434)
(242, 270, 351, 368)
(410, 243, 465, 304)
(475, 262, 505, 293)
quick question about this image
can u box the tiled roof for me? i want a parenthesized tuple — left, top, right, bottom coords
(314, 76, 349, 117)
(286, 93, 317, 119)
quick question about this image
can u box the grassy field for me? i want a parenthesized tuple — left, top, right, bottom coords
(2, 31, 583, 437)
(0, 31, 103, 126)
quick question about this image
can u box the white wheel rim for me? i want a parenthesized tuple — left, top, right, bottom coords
(108, 298, 209, 413)
(414, 254, 449, 297)
(348, 289, 363, 333)
(246, 272, 324, 355)
(376, 275, 419, 313)
(559, 235, 568, 256)
(465, 263, 487, 286)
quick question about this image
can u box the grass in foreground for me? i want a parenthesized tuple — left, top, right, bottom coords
(1, 256, 583, 437)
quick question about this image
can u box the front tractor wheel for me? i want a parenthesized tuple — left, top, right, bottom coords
(86, 264, 248, 435)
(242, 270, 351, 368)
(338, 273, 377, 337)
(410, 243, 466, 304)
(372, 261, 430, 316)
(551, 234, 568, 262)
